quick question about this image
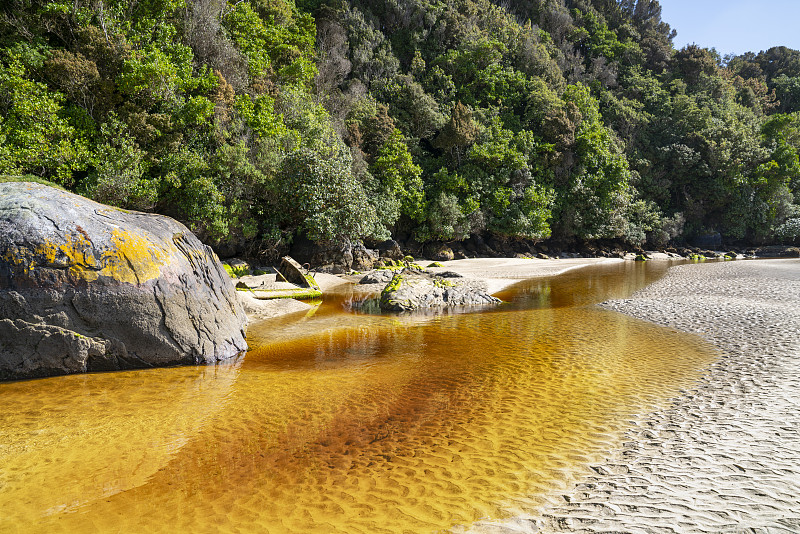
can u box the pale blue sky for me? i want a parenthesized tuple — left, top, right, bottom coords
(659, 0, 800, 56)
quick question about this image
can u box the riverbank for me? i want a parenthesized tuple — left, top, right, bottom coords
(472, 259, 800, 533)
(240, 257, 621, 321)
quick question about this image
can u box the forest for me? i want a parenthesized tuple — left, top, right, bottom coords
(2, 0, 800, 259)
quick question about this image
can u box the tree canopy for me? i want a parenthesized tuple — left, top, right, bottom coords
(2, 0, 799, 254)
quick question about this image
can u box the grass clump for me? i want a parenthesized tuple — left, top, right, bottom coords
(381, 273, 404, 296)
(376, 259, 403, 271)
(223, 263, 250, 278)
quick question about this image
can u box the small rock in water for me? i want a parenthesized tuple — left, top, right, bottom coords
(378, 270, 501, 312)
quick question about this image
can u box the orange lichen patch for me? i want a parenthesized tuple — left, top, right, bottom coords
(3, 228, 176, 285)
(99, 229, 175, 284)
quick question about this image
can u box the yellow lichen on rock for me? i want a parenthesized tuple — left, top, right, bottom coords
(101, 229, 173, 284)
(5, 229, 176, 285)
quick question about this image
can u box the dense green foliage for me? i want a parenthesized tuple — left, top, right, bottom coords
(2, 0, 799, 253)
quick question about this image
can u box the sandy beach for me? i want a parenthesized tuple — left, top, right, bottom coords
(471, 259, 800, 533)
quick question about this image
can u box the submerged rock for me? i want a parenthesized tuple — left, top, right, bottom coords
(378, 270, 501, 312)
(0, 182, 247, 381)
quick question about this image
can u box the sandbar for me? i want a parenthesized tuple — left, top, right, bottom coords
(473, 259, 800, 533)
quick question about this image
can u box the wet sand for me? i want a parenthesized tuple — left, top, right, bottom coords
(472, 259, 800, 533)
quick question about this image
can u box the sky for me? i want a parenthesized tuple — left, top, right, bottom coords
(659, 0, 800, 57)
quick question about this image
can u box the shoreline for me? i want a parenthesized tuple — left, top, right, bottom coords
(418, 257, 623, 295)
(473, 258, 800, 533)
(240, 257, 622, 322)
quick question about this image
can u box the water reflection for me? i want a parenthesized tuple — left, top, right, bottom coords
(493, 259, 671, 310)
(0, 260, 715, 533)
(0, 358, 241, 528)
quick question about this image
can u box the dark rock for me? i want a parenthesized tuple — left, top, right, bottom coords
(754, 245, 800, 258)
(286, 233, 317, 265)
(209, 237, 247, 261)
(359, 270, 395, 284)
(289, 234, 353, 271)
(465, 234, 489, 255)
(509, 240, 526, 254)
(427, 242, 455, 261)
(379, 270, 501, 312)
(376, 239, 403, 260)
(0, 182, 247, 381)
(352, 243, 378, 271)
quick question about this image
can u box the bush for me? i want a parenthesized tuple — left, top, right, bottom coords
(275, 147, 383, 244)
(82, 116, 156, 210)
(775, 217, 800, 244)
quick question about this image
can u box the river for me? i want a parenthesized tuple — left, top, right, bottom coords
(0, 261, 717, 533)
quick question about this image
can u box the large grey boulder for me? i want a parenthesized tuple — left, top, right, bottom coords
(0, 182, 248, 381)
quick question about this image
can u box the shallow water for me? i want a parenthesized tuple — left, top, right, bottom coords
(0, 261, 717, 533)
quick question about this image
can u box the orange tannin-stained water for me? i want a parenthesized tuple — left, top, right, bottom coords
(0, 261, 716, 533)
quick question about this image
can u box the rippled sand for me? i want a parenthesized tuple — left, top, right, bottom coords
(475, 259, 800, 533)
(0, 262, 719, 533)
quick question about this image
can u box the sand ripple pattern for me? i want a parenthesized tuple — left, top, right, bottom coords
(0, 262, 718, 534)
(473, 259, 800, 533)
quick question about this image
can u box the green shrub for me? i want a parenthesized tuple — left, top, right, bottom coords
(776, 218, 800, 245)
(223, 264, 249, 278)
